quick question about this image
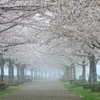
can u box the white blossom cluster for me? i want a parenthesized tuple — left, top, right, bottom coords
(0, 0, 100, 71)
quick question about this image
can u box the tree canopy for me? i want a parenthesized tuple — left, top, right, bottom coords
(0, 0, 100, 72)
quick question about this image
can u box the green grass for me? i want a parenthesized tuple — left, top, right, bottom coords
(61, 82, 100, 100)
(77, 82, 100, 85)
(0, 81, 35, 99)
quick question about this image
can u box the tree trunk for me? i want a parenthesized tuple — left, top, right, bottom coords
(82, 60, 86, 82)
(39, 71, 41, 78)
(0, 64, 4, 82)
(31, 70, 33, 78)
(20, 67, 25, 80)
(16, 66, 20, 80)
(66, 66, 70, 80)
(89, 55, 97, 82)
(0, 57, 5, 82)
(63, 67, 67, 80)
(8, 63, 14, 83)
(64, 66, 71, 80)
(71, 64, 73, 79)
(92, 56, 97, 82)
(34, 70, 37, 79)
(25, 69, 27, 79)
(73, 64, 76, 81)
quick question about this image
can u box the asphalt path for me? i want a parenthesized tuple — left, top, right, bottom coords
(1, 79, 81, 100)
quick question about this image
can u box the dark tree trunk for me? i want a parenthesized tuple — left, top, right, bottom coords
(82, 60, 86, 82)
(70, 63, 76, 80)
(0, 65, 4, 82)
(0, 57, 5, 82)
(66, 66, 70, 80)
(39, 71, 41, 78)
(8, 62, 14, 83)
(16, 66, 20, 80)
(73, 64, 76, 80)
(31, 70, 33, 78)
(34, 70, 35, 78)
(25, 69, 27, 79)
(89, 55, 97, 82)
(33, 71, 35, 78)
(20, 67, 25, 80)
(71, 64, 73, 79)
(63, 67, 67, 80)
(34, 70, 37, 79)
(92, 56, 97, 82)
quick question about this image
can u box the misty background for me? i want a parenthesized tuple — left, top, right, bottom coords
(2, 65, 100, 80)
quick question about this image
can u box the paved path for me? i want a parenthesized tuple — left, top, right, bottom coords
(2, 79, 81, 100)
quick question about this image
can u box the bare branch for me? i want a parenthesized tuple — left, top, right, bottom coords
(0, 23, 18, 33)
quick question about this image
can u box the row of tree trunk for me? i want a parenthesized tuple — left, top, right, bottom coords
(0, 58, 26, 82)
(63, 64, 76, 81)
(0, 54, 98, 82)
(62, 54, 97, 83)
(81, 55, 97, 82)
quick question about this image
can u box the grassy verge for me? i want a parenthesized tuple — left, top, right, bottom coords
(61, 82, 100, 100)
(0, 81, 35, 99)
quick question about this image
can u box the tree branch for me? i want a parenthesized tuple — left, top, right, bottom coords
(0, 15, 24, 24)
(1, 5, 54, 11)
(0, 23, 18, 33)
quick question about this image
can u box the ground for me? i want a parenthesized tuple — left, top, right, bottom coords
(1, 79, 81, 100)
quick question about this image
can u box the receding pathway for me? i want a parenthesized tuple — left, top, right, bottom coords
(2, 79, 81, 100)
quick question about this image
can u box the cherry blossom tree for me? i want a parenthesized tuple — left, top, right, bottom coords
(0, 0, 100, 82)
